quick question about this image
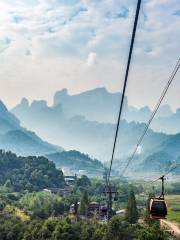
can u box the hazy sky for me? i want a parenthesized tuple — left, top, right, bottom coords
(0, 0, 180, 110)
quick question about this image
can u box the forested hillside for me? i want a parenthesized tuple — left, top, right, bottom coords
(47, 150, 104, 174)
(0, 150, 65, 192)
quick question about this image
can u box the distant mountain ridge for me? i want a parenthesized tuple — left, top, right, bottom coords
(0, 100, 20, 133)
(9, 90, 177, 161)
(12, 87, 180, 134)
(53, 88, 179, 134)
(54, 87, 128, 123)
(0, 100, 63, 156)
(9, 87, 180, 176)
(157, 133, 180, 158)
(150, 109, 180, 134)
(46, 150, 104, 175)
(0, 100, 104, 175)
(125, 133, 180, 176)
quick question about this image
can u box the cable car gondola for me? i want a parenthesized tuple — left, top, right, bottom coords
(149, 176, 167, 220)
(149, 197, 167, 219)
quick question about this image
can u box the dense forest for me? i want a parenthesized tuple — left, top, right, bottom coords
(0, 150, 65, 192)
(0, 215, 170, 240)
(0, 150, 179, 239)
(0, 182, 173, 240)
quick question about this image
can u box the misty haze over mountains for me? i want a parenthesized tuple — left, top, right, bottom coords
(0, 87, 179, 176)
(6, 87, 179, 176)
(11, 87, 179, 131)
(13, 87, 180, 134)
(0, 99, 104, 175)
(0, 100, 63, 156)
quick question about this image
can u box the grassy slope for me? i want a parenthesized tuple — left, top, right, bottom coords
(166, 195, 180, 224)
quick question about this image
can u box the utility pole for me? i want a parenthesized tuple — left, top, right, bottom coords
(104, 185, 117, 219)
(160, 175, 165, 198)
(103, 167, 118, 220)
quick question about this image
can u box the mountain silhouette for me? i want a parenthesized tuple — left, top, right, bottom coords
(0, 100, 63, 156)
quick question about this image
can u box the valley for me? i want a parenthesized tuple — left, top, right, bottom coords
(5, 88, 180, 177)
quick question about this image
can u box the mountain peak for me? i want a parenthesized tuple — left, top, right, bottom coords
(89, 87, 107, 93)
(31, 100, 47, 109)
(0, 100, 20, 128)
(0, 100, 8, 113)
(61, 88, 68, 94)
(55, 88, 68, 96)
(20, 98, 29, 107)
(54, 88, 69, 106)
(11, 98, 29, 115)
(157, 104, 173, 117)
(139, 106, 151, 113)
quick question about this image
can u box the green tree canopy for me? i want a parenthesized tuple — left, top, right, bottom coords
(0, 150, 65, 192)
(125, 188, 138, 224)
(77, 175, 91, 188)
(79, 190, 89, 216)
(19, 191, 65, 219)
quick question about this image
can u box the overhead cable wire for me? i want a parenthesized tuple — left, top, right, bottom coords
(150, 162, 180, 184)
(120, 58, 180, 177)
(128, 163, 180, 200)
(107, 0, 142, 184)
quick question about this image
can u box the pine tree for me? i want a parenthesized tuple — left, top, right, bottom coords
(74, 198, 79, 221)
(79, 190, 89, 217)
(125, 188, 138, 224)
(144, 193, 155, 225)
